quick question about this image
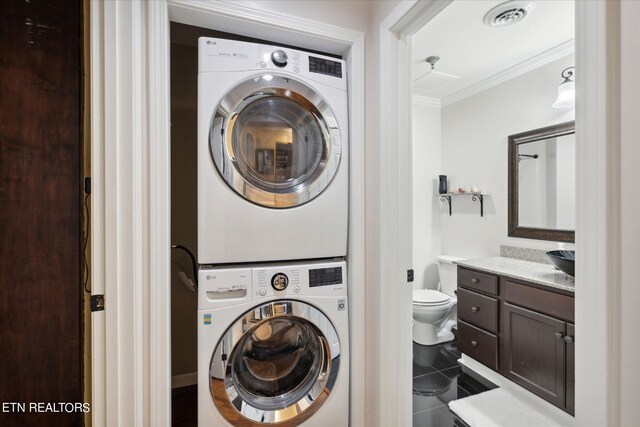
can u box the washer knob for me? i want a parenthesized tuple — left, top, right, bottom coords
(258, 288, 267, 296)
(271, 50, 288, 67)
(271, 273, 289, 291)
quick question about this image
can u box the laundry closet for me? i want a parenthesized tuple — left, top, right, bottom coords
(170, 23, 350, 427)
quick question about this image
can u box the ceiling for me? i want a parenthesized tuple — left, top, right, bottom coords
(412, 0, 575, 103)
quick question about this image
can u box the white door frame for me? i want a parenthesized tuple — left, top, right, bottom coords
(90, 1, 365, 426)
(380, 0, 636, 425)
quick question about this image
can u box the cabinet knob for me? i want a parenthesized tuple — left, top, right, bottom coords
(471, 278, 479, 284)
(554, 332, 564, 340)
(471, 340, 478, 347)
(471, 306, 480, 312)
(564, 335, 574, 344)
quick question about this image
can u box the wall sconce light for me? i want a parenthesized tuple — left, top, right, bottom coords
(552, 66, 575, 109)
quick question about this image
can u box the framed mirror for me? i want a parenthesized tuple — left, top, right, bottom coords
(508, 121, 575, 242)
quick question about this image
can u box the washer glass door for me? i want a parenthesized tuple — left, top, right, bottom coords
(210, 75, 341, 208)
(210, 301, 341, 425)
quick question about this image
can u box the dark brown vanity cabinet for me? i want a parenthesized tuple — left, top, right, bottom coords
(457, 266, 575, 414)
(502, 303, 567, 408)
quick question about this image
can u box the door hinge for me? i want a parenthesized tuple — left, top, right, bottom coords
(407, 269, 414, 282)
(90, 294, 105, 312)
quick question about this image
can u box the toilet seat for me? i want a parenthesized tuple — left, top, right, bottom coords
(413, 289, 451, 306)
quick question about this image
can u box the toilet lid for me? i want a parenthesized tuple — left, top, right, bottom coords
(413, 290, 451, 305)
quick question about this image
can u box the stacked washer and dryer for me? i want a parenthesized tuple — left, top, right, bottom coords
(196, 38, 350, 426)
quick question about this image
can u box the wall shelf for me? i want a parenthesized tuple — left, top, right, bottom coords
(438, 193, 486, 217)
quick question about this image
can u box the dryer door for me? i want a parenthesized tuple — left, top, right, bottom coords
(210, 74, 341, 208)
(210, 300, 341, 425)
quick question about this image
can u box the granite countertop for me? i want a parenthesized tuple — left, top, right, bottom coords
(455, 257, 575, 293)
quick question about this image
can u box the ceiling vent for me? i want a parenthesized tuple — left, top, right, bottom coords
(483, 1, 535, 28)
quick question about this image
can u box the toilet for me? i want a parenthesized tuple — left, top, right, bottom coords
(413, 255, 465, 346)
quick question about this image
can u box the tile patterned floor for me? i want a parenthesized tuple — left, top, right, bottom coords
(413, 340, 498, 427)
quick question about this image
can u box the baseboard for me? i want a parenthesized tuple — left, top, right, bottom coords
(172, 372, 197, 389)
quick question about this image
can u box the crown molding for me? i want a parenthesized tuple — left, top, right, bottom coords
(441, 39, 575, 107)
(412, 94, 441, 108)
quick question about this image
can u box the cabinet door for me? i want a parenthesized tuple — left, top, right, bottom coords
(503, 303, 566, 408)
(565, 323, 575, 415)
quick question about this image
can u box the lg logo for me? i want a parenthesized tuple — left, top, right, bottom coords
(206, 41, 217, 45)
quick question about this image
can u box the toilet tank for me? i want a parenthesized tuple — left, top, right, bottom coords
(437, 255, 466, 297)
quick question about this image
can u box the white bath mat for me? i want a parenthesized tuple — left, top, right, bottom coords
(448, 388, 563, 427)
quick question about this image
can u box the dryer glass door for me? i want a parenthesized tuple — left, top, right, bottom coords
(210, 300, 340, 425)
(210, 75, 342, 208)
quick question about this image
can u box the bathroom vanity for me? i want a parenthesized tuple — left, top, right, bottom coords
(455, 258, 575, 415)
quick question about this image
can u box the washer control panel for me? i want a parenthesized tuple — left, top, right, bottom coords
(253, 260, 346, 300)
(199, 260, 346, 309)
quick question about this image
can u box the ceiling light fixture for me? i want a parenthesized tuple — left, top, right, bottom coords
(483, 1, 535, 28)
(552, 67, 575, 109)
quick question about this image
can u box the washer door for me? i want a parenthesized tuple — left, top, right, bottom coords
(210, 74, 341, 208)
(210, 300, 341, 425)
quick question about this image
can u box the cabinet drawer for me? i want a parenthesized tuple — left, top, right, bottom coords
(457, 288, 499, 333)
(458, 320, 498, 370)
(458, 267, 499, 296)
(504, 280, 574, 322)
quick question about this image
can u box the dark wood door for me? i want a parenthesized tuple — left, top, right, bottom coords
(565, 323, 575, 415)
(502, 303, 566, 408)
(0, 1, 83, 426)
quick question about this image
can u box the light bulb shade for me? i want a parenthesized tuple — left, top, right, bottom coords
(553, 81, 575, 109)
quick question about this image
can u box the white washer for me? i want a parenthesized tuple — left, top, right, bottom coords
(197, 260, 349, 426)
(198, 38, 349, 264)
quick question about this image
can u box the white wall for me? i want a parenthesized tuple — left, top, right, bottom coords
(440, 54, 576, 258)
(412, 103, 442, 290)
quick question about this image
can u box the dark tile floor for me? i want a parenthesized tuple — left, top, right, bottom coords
(413, 340, 498, 427)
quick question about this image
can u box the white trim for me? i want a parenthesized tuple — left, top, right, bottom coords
(412, 94, 441, 108)
(148, 1, 172, 426)
(167, 0, 360, 56)
(575, 1, 629, 425)
(376, 1, 452, 425)
(618, 3, 640, 424)
(343, 32, 367, 427)
(171, 372, 198, 389)
(89, 0, 106, 425)
(441, 39, 575, 107)
(92, 1, 366, 426)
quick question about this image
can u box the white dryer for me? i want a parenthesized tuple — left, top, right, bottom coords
(197, 260, 349, 426)
(197, 38, 349, 264)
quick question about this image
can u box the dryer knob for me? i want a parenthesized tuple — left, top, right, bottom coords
(271, 273, 289, 291)
(271, 50, 288, 67)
